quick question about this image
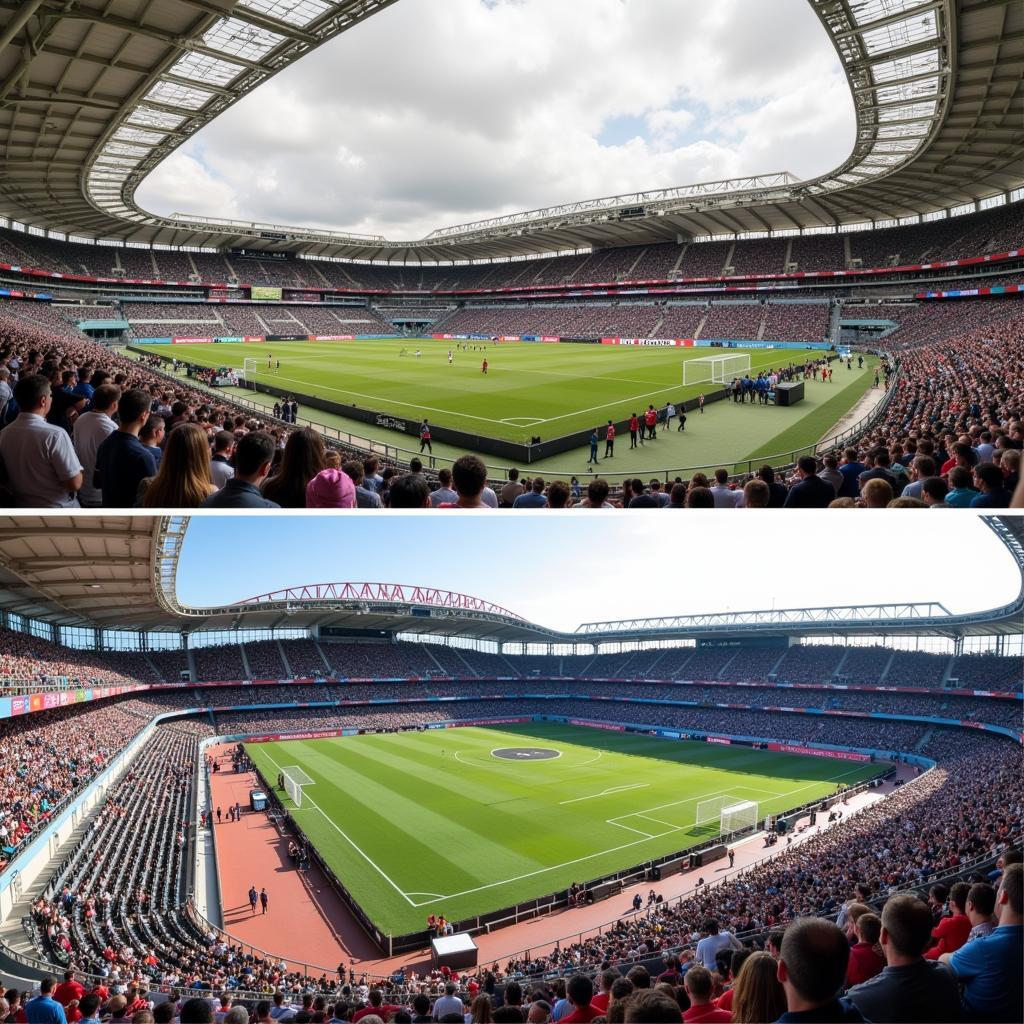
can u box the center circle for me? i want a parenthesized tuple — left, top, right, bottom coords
(491, 746, 562, 761)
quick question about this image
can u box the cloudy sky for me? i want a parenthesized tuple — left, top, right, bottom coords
(136, 0, 854, 241)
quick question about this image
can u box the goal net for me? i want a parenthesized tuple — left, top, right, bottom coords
(281, 766, 314, 808)
(683, 353, 752, 386)
(239, 358, 258, 391)
(695, 795, 759, 835)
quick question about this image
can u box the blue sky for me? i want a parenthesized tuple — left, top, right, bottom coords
(176, 515, 1018, 632)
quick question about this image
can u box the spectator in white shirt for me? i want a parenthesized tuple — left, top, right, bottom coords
(72, 383, 120, 507)
(709, 468, 743, 508)
(0, 374, 83, 507)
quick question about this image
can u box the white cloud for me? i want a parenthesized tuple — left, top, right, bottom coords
(136, 0, 854, 239)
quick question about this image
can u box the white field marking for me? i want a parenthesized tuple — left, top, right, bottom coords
(453, 748, 603, 770)
(257, 746, 416, 907)
(603, 819, 670, 839)
(409, 766, 875, 907)
(634, 812, 684, 829)
(559, 783, 649, 805)
(188, 346, 819, 431)
(405, 825, 690, 907)
(404, 891, 446, 899)
(500, 417, 544, 426)
(490, 746, 562, 761)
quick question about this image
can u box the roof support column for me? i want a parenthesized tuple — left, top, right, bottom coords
(0, 0, 44, 53)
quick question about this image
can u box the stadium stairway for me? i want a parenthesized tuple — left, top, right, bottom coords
(312, 639, 333, 675)
(422, 644, 449, 676)
(187, 648, 199, 683)
(832, 646, 852, 679)
(276, 639, 293, 678)
(914, 727, 935, 752)
(0, 814, 95, 961)
(238, 642, 253, 680)
(144, 652, 166, 682)
(715, 650, 740, 679)
(876, 650, 896, 684)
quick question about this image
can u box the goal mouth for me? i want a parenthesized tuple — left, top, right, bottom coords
(682, 353, 752, 386)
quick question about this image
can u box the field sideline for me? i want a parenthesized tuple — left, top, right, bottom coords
(244, 723, 882, 935)
(134, 338, 875, 457)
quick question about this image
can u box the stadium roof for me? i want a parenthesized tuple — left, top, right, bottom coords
(0, 0, 1021, 261)
(0, 515, 1020, 643)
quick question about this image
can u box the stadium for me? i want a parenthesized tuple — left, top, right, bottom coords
(0, 513, 1020, 1023)
(0, 0, 1022, 505)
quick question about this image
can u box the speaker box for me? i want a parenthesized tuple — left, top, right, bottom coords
(776, 382, 805, 406)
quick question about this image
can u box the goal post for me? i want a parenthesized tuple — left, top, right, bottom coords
(683, 353, 752, 386)
(239, 358, 258, 391)
(280, 766, 314, 808)
(695, 795, 759, 836)
(720, 799, 758, 836)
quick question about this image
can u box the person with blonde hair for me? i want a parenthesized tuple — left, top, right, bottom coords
(139, 422, 216, 508)
(860, 477, 894, 508)
(468, 994, 492, 1023)
(730, 951, 786, 1023)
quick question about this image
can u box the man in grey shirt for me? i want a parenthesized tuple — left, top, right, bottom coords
(429, 467, 458, 507)
(846, 893, 959, 1023)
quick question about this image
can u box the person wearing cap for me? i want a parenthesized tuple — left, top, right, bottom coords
(306, 468, 357, 509)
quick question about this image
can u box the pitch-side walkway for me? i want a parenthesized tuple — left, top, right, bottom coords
(207, 745, 916, 978)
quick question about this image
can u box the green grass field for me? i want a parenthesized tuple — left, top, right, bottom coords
(245, 723, 881, 936)
(133, 339, 877, 464)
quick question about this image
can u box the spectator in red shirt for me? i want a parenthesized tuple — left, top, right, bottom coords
(559, 976, 601, 1024)
(352, 992, 402, 1023)
(589, 970, 618, 1014)
(52, 975, 84, 1009)
(925, 881, 972, 959)
(846, 913, 885, 987)
(715, 947, 754, 1014)
(681, 966, 730, 1023)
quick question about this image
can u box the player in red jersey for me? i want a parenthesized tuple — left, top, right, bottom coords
(481, 359, 488, 374)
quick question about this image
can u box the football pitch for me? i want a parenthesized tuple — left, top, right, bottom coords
(244, 723, 882, 936)
(134, 338, 877, 457)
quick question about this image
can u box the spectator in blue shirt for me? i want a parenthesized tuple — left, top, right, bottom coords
(25, 979, 68, 1024)
(513, 477, 548, 508)
(838, 448, 868, 499)
(970, 464, 1012, 508)
(942, 862, 1022, 1023)
(95, 388, 157, 508)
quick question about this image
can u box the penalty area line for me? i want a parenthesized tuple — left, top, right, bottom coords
(258, 748, 417, 908)
(559, 783, 649, 805)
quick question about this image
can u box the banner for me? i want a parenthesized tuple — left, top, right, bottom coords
(705, 736, 732, 745)
(601, 337, 693, 347)
(768, 743, 870, 762)
(172, 337, 214, 344)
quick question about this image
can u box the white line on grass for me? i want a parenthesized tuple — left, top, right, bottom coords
(410, 765, 874, 906)
(218, 347, 825, 432)
(257, 747, 417, 907)
(559, 783, 649, 805)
